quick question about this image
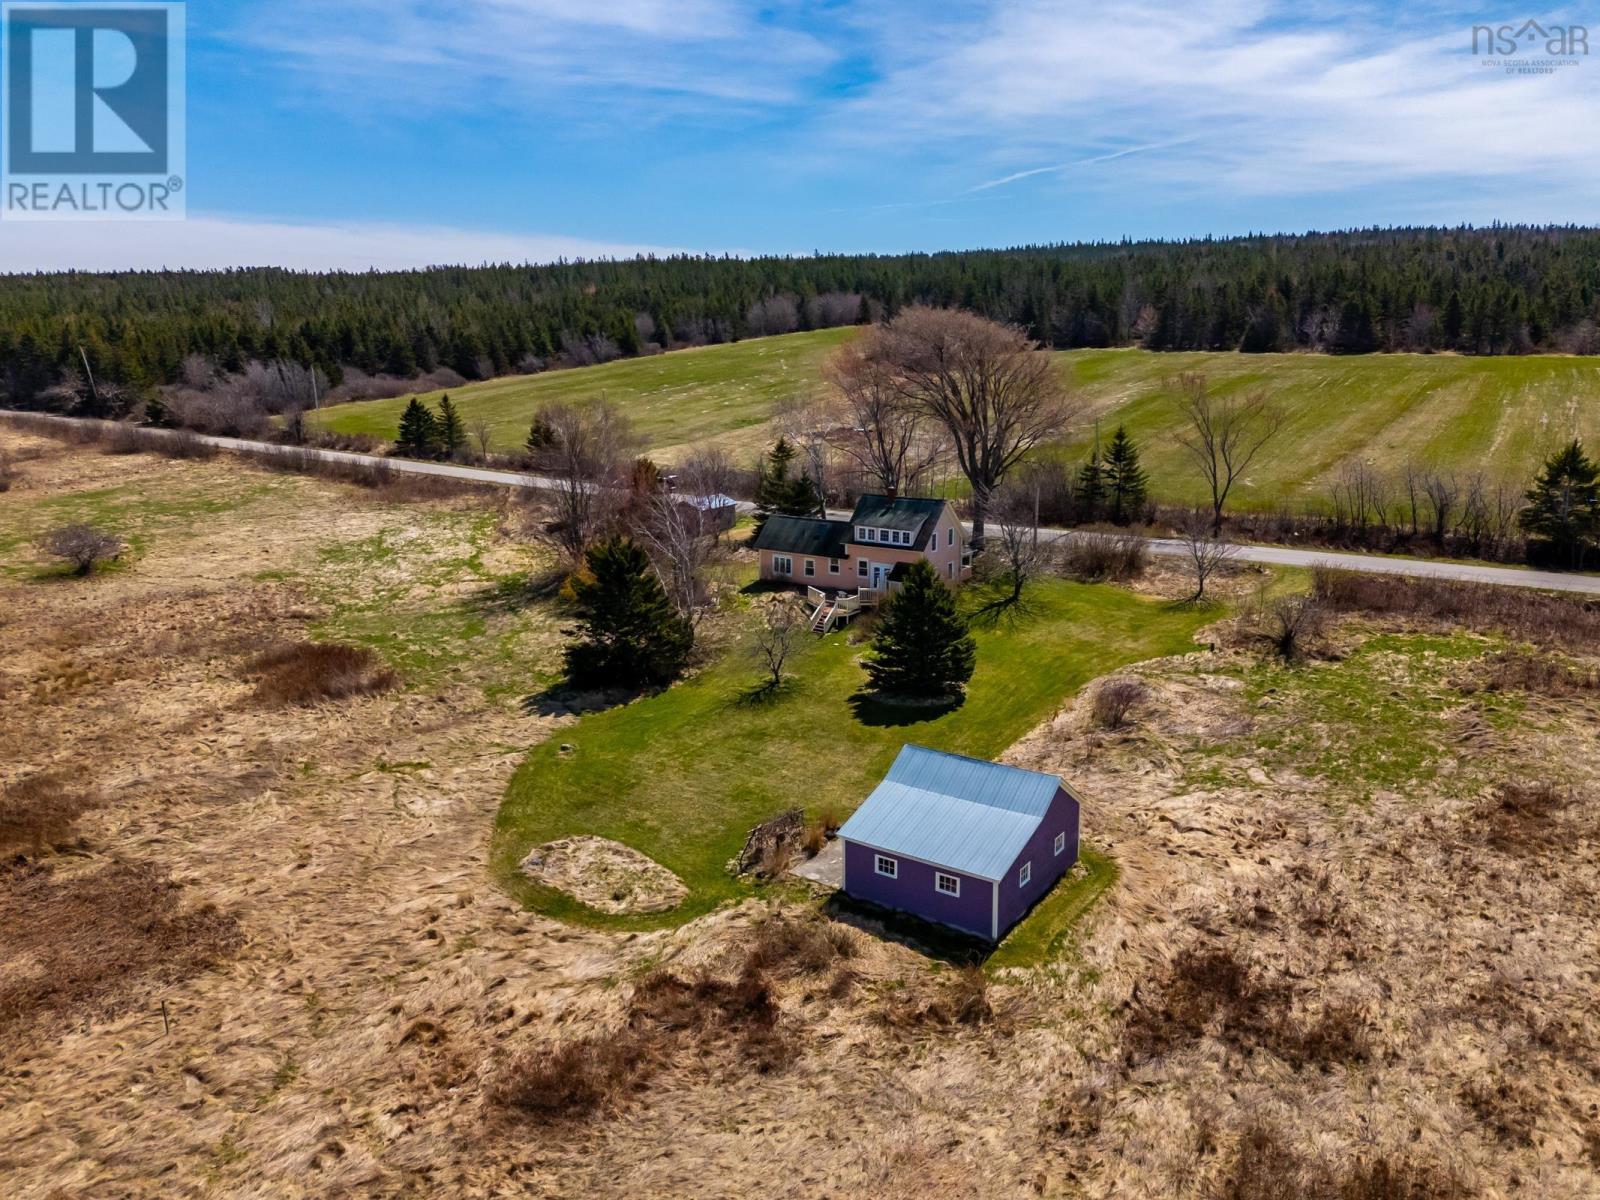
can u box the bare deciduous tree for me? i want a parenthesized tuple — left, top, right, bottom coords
(39, 523, 125, 575)
(869, 307, 1074, 546)
(1170, 373, 1285, 534)
(1175, 509, 1238, 602)
(469, 417, 495, 460)
(772, 396, 835, 511)
(824, 341, 943, 498)
(751, 601, 805, 692)
(632, 492, 727, 626)
(1420, 470, 1460, 544)
(673, 444, 740, 499)
(1327, 460, 1389, 530)
(986, 476, 1052, 607)
(524, 399, 638, 564)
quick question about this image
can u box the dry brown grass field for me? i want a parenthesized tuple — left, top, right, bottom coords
(1, 431, 1597, 1198)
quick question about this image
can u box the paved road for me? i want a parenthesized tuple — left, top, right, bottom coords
(7, 410, 1599, 597)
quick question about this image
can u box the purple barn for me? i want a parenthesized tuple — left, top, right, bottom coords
(837, 745, 1082, 941)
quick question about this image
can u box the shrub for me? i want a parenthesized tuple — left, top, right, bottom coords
(747, 913, 854, 977)
(1311, 567, 1600, 650)
(1468, 648, 1599, 696)
(0, 770, 92, 856)
(801, 820, 828, 856)
(489, 1033, 656, 1123)
(1090, 677, 1147, 729)
(1479, 780, 1573, 853)
(38, 523, 125, 575)
(245, 642, 397, 706)
(1258, 593, 1326, 661)
(0, 861, 241, 1042)
(0, 448, 13, 492)
(1060, 530, 1148, 582)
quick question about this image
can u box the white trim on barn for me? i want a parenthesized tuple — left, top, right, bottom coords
(991, 881, 999, 940)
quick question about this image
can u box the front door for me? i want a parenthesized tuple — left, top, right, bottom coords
(870, 563, 891, 590)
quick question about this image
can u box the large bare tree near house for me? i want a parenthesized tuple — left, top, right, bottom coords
(1170, 373, 1285, 534)
(823, 339, 943, 498)
(867, 306, 1073, 546)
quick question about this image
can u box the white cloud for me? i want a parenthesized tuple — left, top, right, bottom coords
(228, 0, 837, 116)
(0, 214, 675, 272)
(813, 1, 1600, 202)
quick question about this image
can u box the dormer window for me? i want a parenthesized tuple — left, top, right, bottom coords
(858, 527, 876, 543)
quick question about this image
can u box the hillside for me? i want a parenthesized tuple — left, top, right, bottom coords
(9, 226, 1600, 413)
(314, 330, 1600, 509)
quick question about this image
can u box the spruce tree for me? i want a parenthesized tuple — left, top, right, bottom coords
(1076, 452, 1105, 522)
(395, 396, 440, 457)
(525, 413, 556, 456)
(564, 537, 694, 688)
(435, 393, 465, 457)
(1520, 439, 1600, 567)
(754, 438, 820, 532)
(865, 560, 976, 699)
(1104, 424, 1149, 524)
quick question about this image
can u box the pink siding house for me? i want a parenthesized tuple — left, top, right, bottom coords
(751, 495, 972, 631)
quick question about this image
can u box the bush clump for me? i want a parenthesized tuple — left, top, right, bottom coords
(0, 770, 93, 856)
(38, 523, 125, 575)
(1061, 531, 1148, 582)
(245, 642, 398, 706)
(1090, 677, 1147, 730)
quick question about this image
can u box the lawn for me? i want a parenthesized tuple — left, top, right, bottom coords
(314, 328, 1600, 509)
(490, 579, 1216, 932)
(311, 326, 857, 463)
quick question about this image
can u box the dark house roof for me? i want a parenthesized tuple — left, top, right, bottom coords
(838, 745, 1065, 880)
(751, 515, 849, 558)
(847, 495, 948, 549)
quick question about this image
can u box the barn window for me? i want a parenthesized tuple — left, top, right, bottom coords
(804, 559, 815, 577)
(773, 555, 792, 576)
(875, 855, 898, 879)
(1018, 861, 1032, 887)
(935, 872, 960, 897)
(1054, 832, 1066, 856)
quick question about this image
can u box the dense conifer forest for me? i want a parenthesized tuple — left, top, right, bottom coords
(4, 224, 1599, 409)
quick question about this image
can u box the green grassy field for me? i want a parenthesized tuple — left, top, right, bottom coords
(490, 579, 1215, 940)
(312, 326, 855, 464)
(314, 329, 1600, 510)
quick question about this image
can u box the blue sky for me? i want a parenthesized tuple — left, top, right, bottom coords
(9, 1, 1600, 269)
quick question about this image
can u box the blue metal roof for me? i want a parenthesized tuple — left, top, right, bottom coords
(837, 745, 1063, 881)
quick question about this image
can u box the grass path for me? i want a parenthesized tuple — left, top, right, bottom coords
(491, 580, 1215, 932)
(315, 329, 1600, 509)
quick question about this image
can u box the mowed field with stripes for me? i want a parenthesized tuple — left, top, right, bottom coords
(314, 328, 1600, 510)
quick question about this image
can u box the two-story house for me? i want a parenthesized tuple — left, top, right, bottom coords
(751, 494, 971, 630)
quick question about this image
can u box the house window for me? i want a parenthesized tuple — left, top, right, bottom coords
(858, 559, 868, 578)
(1054, 832, 1066, 856)
(803, 558, 815, 577)
(861, 527, 876, 542)
(947, 562, 954, 579)
(947, 527, 954, 547)
(829, 558, 840, 574)
(773, 555, 792, 576)
(935, 872, 960, 897)
(1018, 861, 1032, 887)
(875, 855, 898, 879)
